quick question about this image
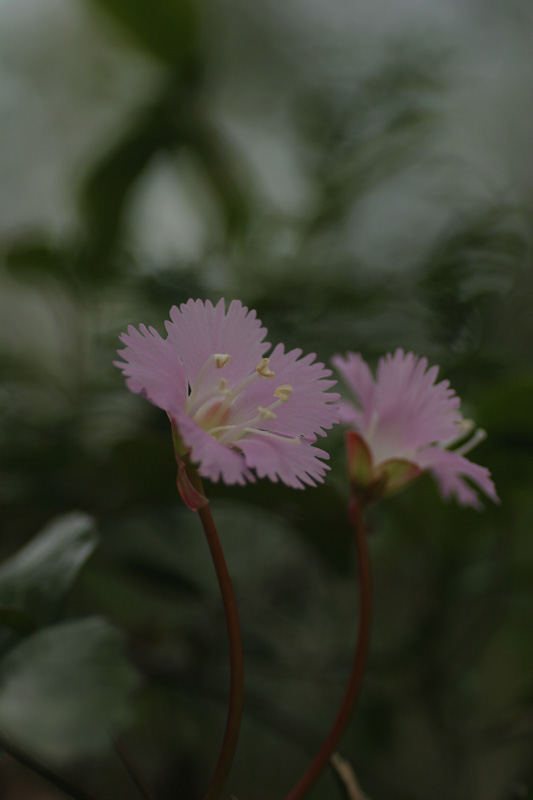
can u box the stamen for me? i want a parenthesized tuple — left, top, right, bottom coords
(208, 424, 301, 446)
(214, 353, 232, 368)
(256, 358, 275, 378)
(274, 384, 293, 401)
(242, 428, 301, 444)
(187, 352, 232, 412)
(441, 418, 475, 449)
(455, 428, 487, 456)
(258, 406, 277, 420)
(217, 378, 232, 395)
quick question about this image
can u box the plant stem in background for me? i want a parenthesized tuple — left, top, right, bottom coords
(186, 467, 244, 800)
(0, 734, 98, 800)
(284, 496, 372, 800)
(113, 738, 156, 800)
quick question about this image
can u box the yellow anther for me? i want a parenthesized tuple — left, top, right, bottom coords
(258, 406, 277, 420)
(274, 384, 293, 401)
(256, 358, 275, 378)
(214, 353, 232, 368)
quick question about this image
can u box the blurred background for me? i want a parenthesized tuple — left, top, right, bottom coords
(0, 0, 532, 798)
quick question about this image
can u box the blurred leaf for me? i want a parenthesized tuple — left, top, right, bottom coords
(3, 238, 72, 285)
(77, 80, 202, 282)
(89, 0, 201, 69)
(190, 123, 251, 235)
(0, 512, 99, 628)
(0, 618, 138, 763)
(78, 106, 176, 279)
(420, 206, 527, 351)
(300, 45, 444, 232)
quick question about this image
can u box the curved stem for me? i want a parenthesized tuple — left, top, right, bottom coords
(284, 495, 372, 800)
(186, 468, 244, 800)
(0, 733, 98, 800)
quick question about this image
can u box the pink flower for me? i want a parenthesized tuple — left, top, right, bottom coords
(115, 299, 340, 492)
(332, 349, 499, 509)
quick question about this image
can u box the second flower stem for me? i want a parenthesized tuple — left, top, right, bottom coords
(285, 496, 372, 800)
(189, 470, 244, 800)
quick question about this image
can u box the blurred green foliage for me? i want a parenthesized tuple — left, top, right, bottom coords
(0, 0, 532, 799)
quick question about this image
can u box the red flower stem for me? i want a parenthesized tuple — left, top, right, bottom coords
(187, 469, 244, 800)
(284, 495, 372, 800)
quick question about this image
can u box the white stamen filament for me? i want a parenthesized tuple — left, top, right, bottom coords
(455, 428, 487, 456)
(241, 428, 301, 444)
(209, 425, 300, 446)
(205, 358, 278, 420)
(441, 418, 475, 450)
(258, 406, 277, 420)
(187, 353, 231, 412)
(186, 352, 298, 447)
(210, 384, 295, 446)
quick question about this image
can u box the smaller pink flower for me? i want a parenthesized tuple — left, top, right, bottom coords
(115, 299, 339, 498)
(332, 349, 499, 509)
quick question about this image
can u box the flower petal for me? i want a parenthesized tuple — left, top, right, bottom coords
(114, 323, 187, 418)
(331, 353, 376, 428)
(373, 349, 461, 454)
(417, 447, 499, 509)
(165, 298, 270, 392)
(239, 436, 330, 489)
(231, 344, 339, 439)
(337, 400, 363, 426)
(172, 407, 254, 486)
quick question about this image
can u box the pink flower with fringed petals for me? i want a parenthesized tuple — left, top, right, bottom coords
(332, 349, 499, 509)
(115, 299, 340, 494)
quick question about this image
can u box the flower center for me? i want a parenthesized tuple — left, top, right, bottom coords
(186, 354, 300, 446)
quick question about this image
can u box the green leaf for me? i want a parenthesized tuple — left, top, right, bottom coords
(78, 88, 191, 280)
(0, 513, 99, 627)
(89, 0, 201, 68)
(3, 237, 72, 284)
(0, 618, 139, 763)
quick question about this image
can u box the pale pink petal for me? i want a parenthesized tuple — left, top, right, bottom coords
(371, 350, 461, 455)
(416, 447, 499, 509)
(165, 298, 270, 392)
(337, 400, 363, 427)
(173, 407, 254, 486)
(239, 436, 330, 489)
(360, 349, 462, 462)
(230, 344, 339, 439)
(331, 353, 376, 427)
(114, 324, 187, 418)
